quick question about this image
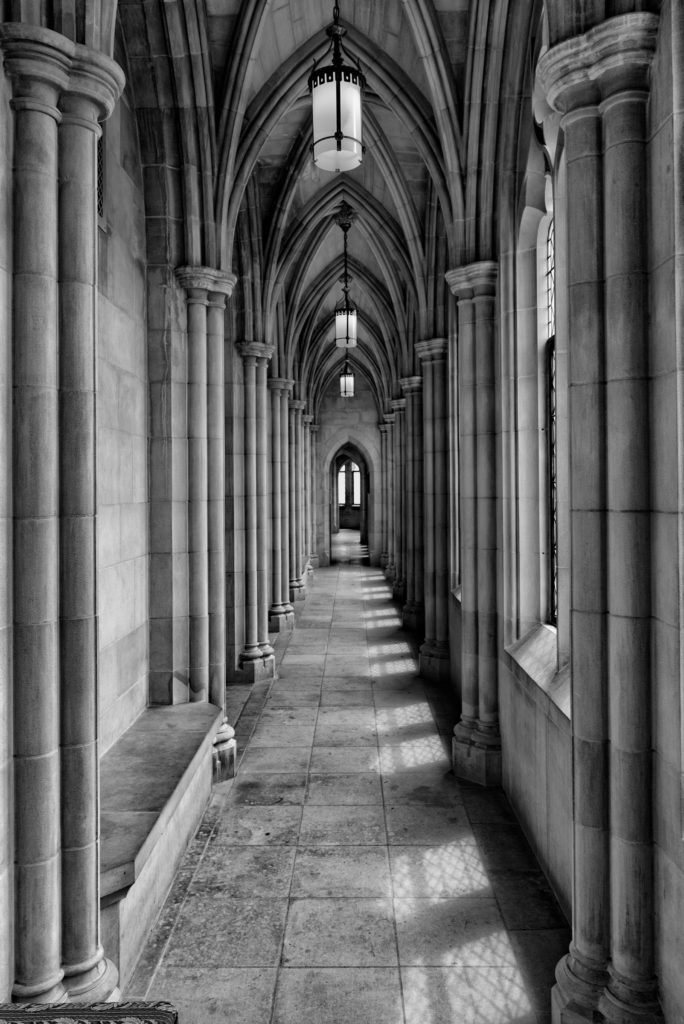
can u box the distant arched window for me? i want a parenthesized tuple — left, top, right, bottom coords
(545, 217, 557, 626)
(338, 459, 360, 507)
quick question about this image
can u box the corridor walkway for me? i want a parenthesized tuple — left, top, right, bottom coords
(126, 564, 569, 1023)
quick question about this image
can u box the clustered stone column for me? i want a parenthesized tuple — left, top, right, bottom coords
(415, 341, 449, 682)
(378, 422, 390, 569)
(0, 22, 123, 1004)
(237, 343, 275, 680)
(539, 14, 662, 1024)
(383, 413, 396, 580)
(400, 376, 424, 633)
(390, 398, 406, 600)
(447, 263, 501, 784)
(289, 397, 307, 600)
(309, 422, 320, 567)
(268, 379, 294, 632)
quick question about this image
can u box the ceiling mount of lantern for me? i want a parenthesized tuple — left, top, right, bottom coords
(340, 357, 355, 398)
(333, 200, 358, 349)
(308, 2, 366, 173)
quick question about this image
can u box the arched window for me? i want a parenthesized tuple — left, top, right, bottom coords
(338, 459, 360, 508)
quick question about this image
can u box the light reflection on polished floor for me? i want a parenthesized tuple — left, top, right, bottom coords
(330, 527, 369, 564)
(126, 563, 569, 1023)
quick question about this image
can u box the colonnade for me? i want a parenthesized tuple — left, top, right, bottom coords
(0, 21, 124, 1005)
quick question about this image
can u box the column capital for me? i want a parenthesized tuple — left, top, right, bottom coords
(390, 398, 406, 412)
(415, 338, 448, 363)
(268, 377, 294, 393)
(289, 399, 307, 412)
(400, 375, 422, 394)
(177, 266, 237, 297)
(61, 44, 125, 126)
(0, 23, 73, 116)
(303, 414, 314, 425)
(537, 13, 659, 115)
(378, 422, 391, 434)
(446, 261, 498, 300)
(310, 423, 320, 435)
(237, 341, 274, 363)
(383, 412, 396, 425)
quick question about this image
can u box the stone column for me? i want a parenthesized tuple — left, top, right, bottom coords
(390, 398, 406, 600)
(237, 343, 274, 681)
(256, 352, 274, 659)
(539, 14, 661, 1024)
(1, 25, 71, 1005)
(379, 423, 390, 568)
(206, 277, 237, 769)
(400, 377, 424, 633)
(289, 398, 306, 600)
(383, 413, 396, 580)
(310, 423, 320, 567)
(447, 264, 501, 783)
(58, 45, 123, 1002)
(280, 381, 294, 612)
(268, 379, 294, 631)
(415, 341, 449, 681)
(303, 414, 314, 573)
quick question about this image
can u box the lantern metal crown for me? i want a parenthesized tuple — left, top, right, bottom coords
(308, 3, 366, 173)
(333, 201, 358, 348)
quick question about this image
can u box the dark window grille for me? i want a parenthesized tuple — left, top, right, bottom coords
(545, 218, 558, 626)
(97, 131, 105, 221)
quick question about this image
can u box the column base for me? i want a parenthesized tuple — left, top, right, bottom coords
(384, 563, 395, 582)
(290, 580, 306, 602)
(269, 607, 295, 632)
(452, 728, 502, 786)
(239, 653, 276, 683)
(63, 953, 119, 1003)
(12, 975, 68, 1005)
(552, 950, 609, 1024)
(392, 577, 406, 602)
(419, 639, 450, 683)
(598, 968, 664, 1024)
(380, 551, 389, 568)
(213, 720, 237, 782)
(309, 554, 320, 569)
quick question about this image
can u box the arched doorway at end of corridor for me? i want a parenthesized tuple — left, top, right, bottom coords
(331, 446, 370, 565)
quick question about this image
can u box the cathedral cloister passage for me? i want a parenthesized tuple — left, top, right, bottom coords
(0, 2, 682, 1023)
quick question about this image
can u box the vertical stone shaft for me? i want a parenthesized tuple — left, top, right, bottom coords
(280, 382, 293, 610)
(473, 295, 498, 735)
(432, 345, 449, 653)
(4, 34, 69, 1005)
(296, 403, 306, 579)
(268, 380, 285, 620)
(256, 353, 273, 654)
(207, 283, 234, 710)
(412, 383, 424, 623)
(383, 414, 396, 579)
(310, 423, 319, 563)
(420, 360, 435, 645)
(379, 423, 389, 566)
(58, 50, 122, 1001)
(391, 399, 406, 595)
(400, 379, 416, 615)
(288, 400, 298, 595)
(601, 83, 657, 1014)
(239, 347, 260, 660)
(185, 286, 210, 699)
(304, 415, 313, 563)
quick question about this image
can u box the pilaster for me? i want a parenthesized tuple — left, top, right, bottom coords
(268, 379, 295, 632)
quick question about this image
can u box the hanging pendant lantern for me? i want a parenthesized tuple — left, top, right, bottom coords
(333, 200, 358, 348)
(340, 358, 355, 398)
(308, 3, 366, 173)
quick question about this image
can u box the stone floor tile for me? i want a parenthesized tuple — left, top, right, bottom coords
(249, 722, 316, 747)
(380, 738, 451, 773)
(272, 968, 404, 1024)
(319, 688, 375, 706)
(401, 966, 539, 1024)
(460, 785, 517, 824)
(470, 824, 540, 872)
(313, 722, 378, 747)
(164, 894, 289, 967)
(321, 675, 373, 691)
(385, 804, 474, 846)
(382, 769, 464, 806)
(394, 897, 515, 967)
(506, 930, 572, 1009)
(316, 706, 377, 728)
(390, 844, 493, 899)
(282, 897, 398, 967)
(310, 745, 379, 774)
(305, 772, 383, 805)
(240, 745, 311, 774)
(147, 967, 278, 1024)
(292, 845, 392, 897)
(259, 707, 318, 726)
(299, 804, 387, 845)
(265, 690, 323, 709)
(188, 845, 296, 897)
(212, 804, 302, 845)
(227, 773, 308, 805)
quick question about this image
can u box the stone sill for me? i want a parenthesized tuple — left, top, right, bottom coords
(504, 624, 571, 721)
(100, 702, 222, 900)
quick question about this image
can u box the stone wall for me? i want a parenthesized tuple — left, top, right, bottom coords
(649, 4, 684, 1018)
(315, 373, 382, 565)
(97, 83, 148, 754)
(0, 66, 12, 1004)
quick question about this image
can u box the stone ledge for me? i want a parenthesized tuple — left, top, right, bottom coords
(504, 624, 571, 720)
(100, 703, 222, 899)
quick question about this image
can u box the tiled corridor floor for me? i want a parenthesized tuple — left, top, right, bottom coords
(127, 563, 570, 1023)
